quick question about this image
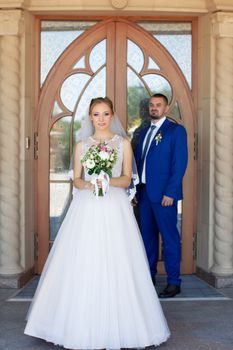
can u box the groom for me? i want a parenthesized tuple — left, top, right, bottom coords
(134, 93, 188, 298)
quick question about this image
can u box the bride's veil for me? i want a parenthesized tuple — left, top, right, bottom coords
(70, 110, 139, 200)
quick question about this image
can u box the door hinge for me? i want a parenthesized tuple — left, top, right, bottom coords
(34, 232, 38, 261)
(194, 132, 198, 160)
(34, 132, 38, 160)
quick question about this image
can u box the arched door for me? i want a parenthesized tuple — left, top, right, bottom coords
(36, 18, 196, 274)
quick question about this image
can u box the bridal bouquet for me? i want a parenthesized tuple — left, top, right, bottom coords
(81, 142, 118, 197)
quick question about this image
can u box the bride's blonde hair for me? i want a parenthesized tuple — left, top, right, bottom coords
(89, 97, 114, 115)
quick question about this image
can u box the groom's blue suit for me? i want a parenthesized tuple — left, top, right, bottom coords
(135, 118, 188, 286)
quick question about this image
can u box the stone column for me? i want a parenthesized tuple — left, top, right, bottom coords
(0, 10, 24, 276)
(211, 13, 233, 281)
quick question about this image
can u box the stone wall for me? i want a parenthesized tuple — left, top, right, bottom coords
(0, 10, 35, 287)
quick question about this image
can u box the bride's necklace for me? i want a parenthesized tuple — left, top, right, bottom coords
(92, 134, 115, 143)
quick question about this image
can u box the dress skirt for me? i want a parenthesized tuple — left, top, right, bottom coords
(24, 187, 170, 349)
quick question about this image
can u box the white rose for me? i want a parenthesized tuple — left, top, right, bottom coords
(99, 151, 109, 160)
(86, 159, 95, 169)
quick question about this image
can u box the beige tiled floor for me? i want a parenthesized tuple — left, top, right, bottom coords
(1, 277, 233, 350)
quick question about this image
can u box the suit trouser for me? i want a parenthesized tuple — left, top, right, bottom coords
(139, 185, 181, 286)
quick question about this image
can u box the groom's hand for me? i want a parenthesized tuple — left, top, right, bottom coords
(162, 195, 174, 207)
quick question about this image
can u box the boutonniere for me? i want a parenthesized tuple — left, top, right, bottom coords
(154, 132, 163, 145)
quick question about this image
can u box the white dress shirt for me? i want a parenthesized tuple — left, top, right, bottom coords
(141, 116, 166, 183)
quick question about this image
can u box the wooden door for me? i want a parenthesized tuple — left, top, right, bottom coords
(36, 18, 196, 274)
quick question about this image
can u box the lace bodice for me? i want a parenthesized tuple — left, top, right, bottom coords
(82, 134, 124, 181)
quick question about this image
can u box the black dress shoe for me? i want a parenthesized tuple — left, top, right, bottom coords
(159, 284, 181, 298)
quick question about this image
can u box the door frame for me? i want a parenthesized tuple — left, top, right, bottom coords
(34, 16, 197, 274)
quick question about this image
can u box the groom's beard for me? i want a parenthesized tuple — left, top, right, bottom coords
(150, 115, 160, 120)
(150, 113, 163, 120)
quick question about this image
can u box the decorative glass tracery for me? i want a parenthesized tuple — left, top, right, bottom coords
(40, 20, 193, 255)
(49, 39, 107, 242)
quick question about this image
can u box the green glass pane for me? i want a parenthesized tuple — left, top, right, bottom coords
(50, 116, 71, 180)
(49, 182, 72, 241)
(127, 68, 150, 150)
(170, 101, 182, 120)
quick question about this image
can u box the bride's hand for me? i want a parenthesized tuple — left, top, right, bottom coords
(96, 179, 103, 188)
(96, 174, 109, 188)
(84, 182, 94, 190)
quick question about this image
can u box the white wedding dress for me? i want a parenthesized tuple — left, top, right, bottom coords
(24, 134, 170, 349)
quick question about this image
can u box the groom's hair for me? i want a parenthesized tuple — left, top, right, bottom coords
(150, 93, 169, 105)
(89, 97, 114, 115)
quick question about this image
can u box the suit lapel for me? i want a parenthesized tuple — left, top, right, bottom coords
(149, 118, 171, 152)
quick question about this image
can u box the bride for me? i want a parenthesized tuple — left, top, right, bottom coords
(24, 97, 170, 349)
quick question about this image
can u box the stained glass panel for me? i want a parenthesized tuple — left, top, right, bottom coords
(73, 56, 86, 69)
(52, 101, 63, 118)
(60, 73, 90, 111)
(50, 117, 71, 180)
(127, 39, 144, 73)
(148, 57, 160, 70)
(41, 21, 97, 85)
(142, 74, 172, 102)
(73, 68, 106, 131)
(170, 101, 182, 120)
(49, 182, 72, 241)
(127, 68, 150, 146)
(89, 40, 106, 72)
(137, 22, 192, 87)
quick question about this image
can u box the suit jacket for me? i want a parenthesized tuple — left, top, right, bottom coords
(135, 118, 188, 203)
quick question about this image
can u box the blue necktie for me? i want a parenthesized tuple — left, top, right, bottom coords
(139, 125, 156, 179)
